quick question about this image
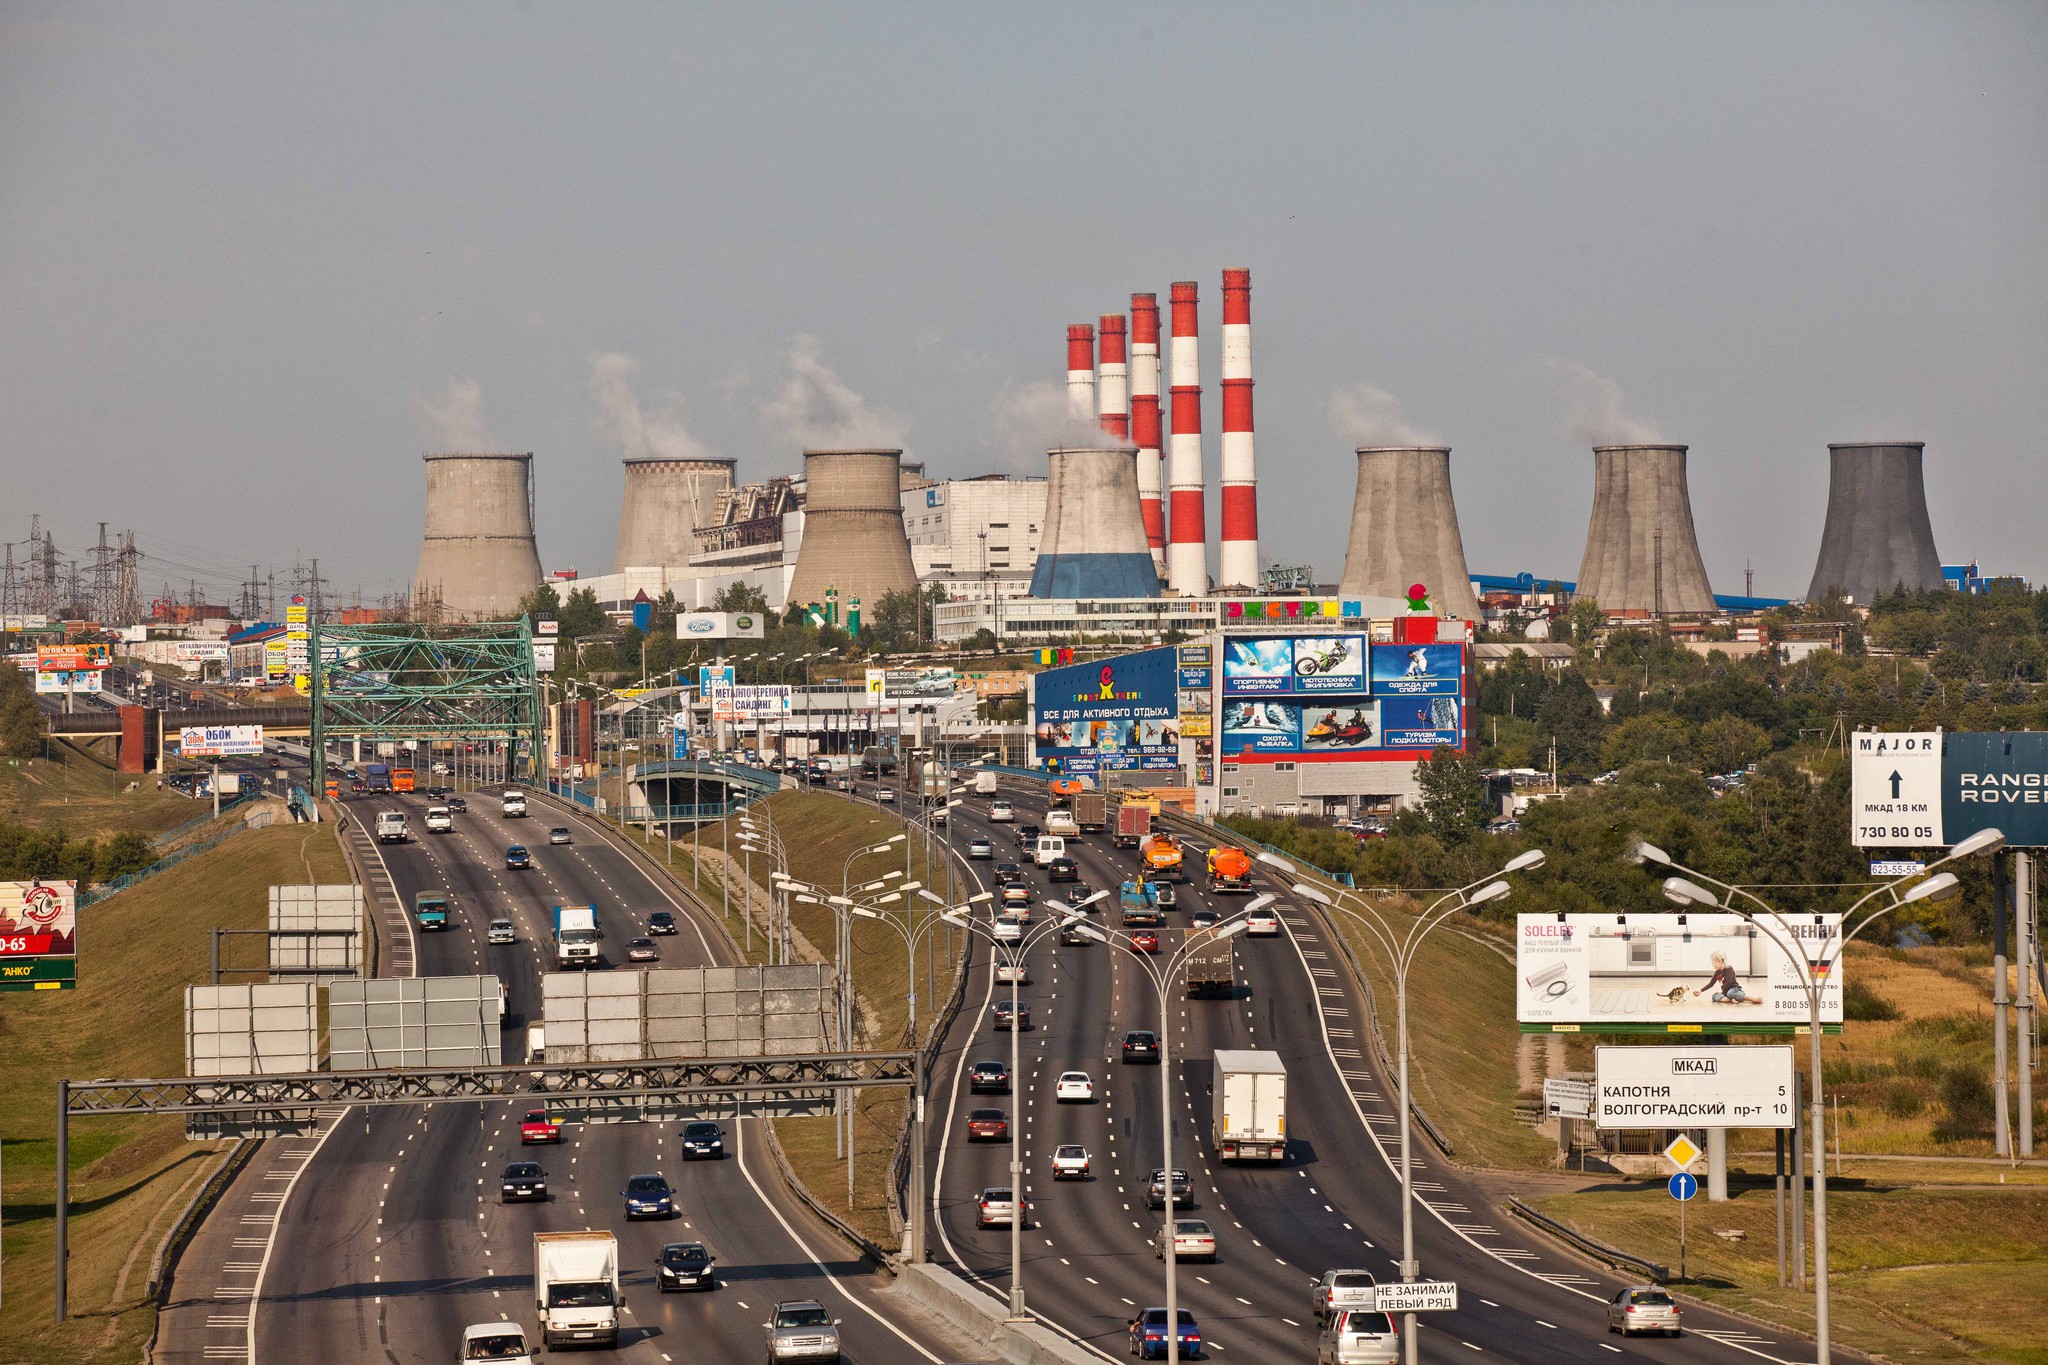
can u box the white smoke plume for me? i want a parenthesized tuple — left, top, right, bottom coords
(985, 379, 1071, 472)
(759, 334, 909, 452)
(417, 378, 496, 450)
(589, 352, 722, 461)
(1549, 358, 1666, 445)
(1324, 383, 1443, 447)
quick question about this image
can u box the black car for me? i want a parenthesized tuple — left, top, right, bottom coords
(1047, 856, 1078, 883)
(1015, 823, 1042, 846)
(504, 844, 531, 870)
(1065, 884, 1096, 906)
(1122, 1029, 1161, 1063)
(648, 910, 679, 936)
(1145, 1167, 1194, 1210)
(499, 1160, 548, 1203)
(993, 999, 1032, 1031)
(993, 861, 1022, 882)
(680, 1120, 726, 1159)
(657, 1240, 717, 1292)
(969, 1059, 1011, 1093)
(445, 796, 467, 812)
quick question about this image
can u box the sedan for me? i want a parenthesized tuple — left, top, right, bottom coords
(967, 837, 995, 859)
(968, 1060, 1010, 1093)
(627, 937, 660, 962)
(988, 800, 1015, 822)
(499, 1160, 548, 1203)
(1319, 1309, 1399, 1364)
(1130, 1307, 1201, 1360)
(657, 1240, 717, 1292)
(486, 918, 517, 945)
(1130, 929, 1161, 954)
(992, 999, 1031, 1031)
(446, 796, 467, 812)
(1157, 1218, 1216, 1262)
(1189, 910, 1219, 929)
(995, 957, 1029, 985)
(1122, 1030, 1160, 1063)
(993, 861, 1023, 881)
(1051, 1144, 1091, 1180)
(1606, 1286, 1682, 1337)
(1065, 883, 1097, 907)
(991, 914, 1025, 944)
(680, 1120, 726, 1159)
(876, 788, 896, 804)
(1000, 882, 1032, 908)
(966, 1108, 1010, 1142)
(621, 1172, 675, 1220)
(548, 827, 573, 845)
(1046, 856, 1078, 883)
(1245, 908, 1281, 937)
(1053, 1071, 1094, 1103)
(504, 844, 531, 870)
(648, 910, 678, 936)
(976, 1186, 1029, 1229)
(1146, 1168, 1195, 1210)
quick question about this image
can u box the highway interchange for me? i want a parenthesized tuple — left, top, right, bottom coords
(152, 757, 1847, 1363)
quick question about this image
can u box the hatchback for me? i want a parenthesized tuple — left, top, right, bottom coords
(627, 937, 659, 962)
(1051, 1143, 1091, 1179)
(499, 1161, 548, 1203)
(504, 844, 531, 870)
(1129, 1307, 1200, 1360)
(1130, 929, 1161, 954)
(966, 1108, 1010, 1141)
(621, 1172, 675, 1219)
(976, 1186, 1029, 1229)
(968, 1059, 1010, 1093)
(988, 800, 1015, 822)
(1158, 1218, 1216, 1262)
(1318, 1309, 1399, 1364)
(1606, 1285, 1681, 1337)
(648, 910, 678, 936)
(968, 837, 994, 859)
(1054, 1071, 1094, 1103)
(680, 1120, 726, 1159)
(548, 827, 572, 845)
(486, 919, 517, 945)
(657, 1240, 717, 1292)
(1122, 1029, 1160, 1062)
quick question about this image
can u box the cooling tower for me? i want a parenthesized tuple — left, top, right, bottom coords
(412, 453, 543, 619)
(1028, 446, 1160, 599)
(613, 456, 737, 571)
(1575, 444, 1716, 615)
(1336, 447, 1481, 620)
(1806, 442, 1944, 602)
(785, 449, 919, 611)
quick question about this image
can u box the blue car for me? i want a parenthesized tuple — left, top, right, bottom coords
(1129, 1306, 1200, 1359)
(621, 1172, 674, 1219)
(505, 844, 531, 869)
(680, 1120, 726, 1160)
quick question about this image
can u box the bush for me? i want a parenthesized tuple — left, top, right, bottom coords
(1879, 1079, 1926, 1119)
(1936, 1064, 1994, 1139)
(1843, 978, 1903, 1022)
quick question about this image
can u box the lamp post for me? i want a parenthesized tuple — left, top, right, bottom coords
(1629, 828, 2002, 1364)
(1259, 850, 1546, 1365)
(1067, 897, 1268, 1359)
(944, 892, 1105, 1318)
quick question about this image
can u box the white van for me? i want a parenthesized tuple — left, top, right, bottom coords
(502, 790, 527, 818)
(1034, 834, 1066, 867)
(374, 812, 409, 844)
(526, 1023, 546, 1064)
(974, 771, 999, 795)
(424, 806, 453, 833)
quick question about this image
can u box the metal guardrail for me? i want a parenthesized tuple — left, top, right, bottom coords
(1506, 1196, 1669, 1282)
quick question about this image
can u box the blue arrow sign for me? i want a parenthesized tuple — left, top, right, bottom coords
(1668, 1172, 1698, 1202)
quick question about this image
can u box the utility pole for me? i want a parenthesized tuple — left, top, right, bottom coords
(1653, 528, 1665, 618)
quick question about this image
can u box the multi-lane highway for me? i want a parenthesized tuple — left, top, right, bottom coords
(919, 777, 1836, 1364)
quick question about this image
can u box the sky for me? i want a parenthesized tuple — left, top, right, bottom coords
(2, 1, 2043, 607)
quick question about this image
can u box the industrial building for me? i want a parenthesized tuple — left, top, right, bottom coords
(1808, 441, 1946, 603)
(903, 474, 1048, 599)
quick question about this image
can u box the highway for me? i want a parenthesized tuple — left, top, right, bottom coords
(916, 776, 1837, 1365)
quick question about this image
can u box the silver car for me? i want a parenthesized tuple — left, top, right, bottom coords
(1606, 1285, 1681, 1337)
(486, 919, 516, 945)
(765, 1299, 841, 1362)
(1318, 1309, 1398, 1364)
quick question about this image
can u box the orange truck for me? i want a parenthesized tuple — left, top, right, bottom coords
(393, 767, 417, 793)
(1205, 846, 1254, 894)
(1140, 833, 1184, 881)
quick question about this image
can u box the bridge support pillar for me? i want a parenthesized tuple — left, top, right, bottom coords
(118, 705, 154, 773)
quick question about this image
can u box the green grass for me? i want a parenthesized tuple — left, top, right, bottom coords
(0, 750, 203, 838)
(0, 823, 351, 1364)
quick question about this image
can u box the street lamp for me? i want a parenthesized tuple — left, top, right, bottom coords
(1259, 849, 1545, 1365)
(1631, 830, 1999, 1364)
(1065, 895, 1267, 1357)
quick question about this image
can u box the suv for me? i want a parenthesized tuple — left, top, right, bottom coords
(1122, 1029, 1160, 1063)
(764, 1300, 841, 1362)
(1312, 1270, 1379, 1326)
(1145, 1167, 1193, 1210)
(486, 918, 517, 945)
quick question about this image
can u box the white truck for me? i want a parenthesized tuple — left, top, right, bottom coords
(502, 789, 528, 818)
(374, 811, 409, 844)
(553, 904, 601, 970)
(1212, 1049, 1288, 1162)
(973, 770, 999, 795)
(534, 1230, 619, 1349)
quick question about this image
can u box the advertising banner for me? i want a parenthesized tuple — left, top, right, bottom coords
(1851, 730, 1942, 848)
(1178, 645, 1213, 666)
(174, 642, 231, 663)
(532, 642, 556, 673)
(36, 643, 111, 671)
(265, 640, 289, 679)
(1371, 643, 1463, 697)
(1179, 667, 1213, 691)
(699, 665, 735, 720)
(1379, 695, 1462, 749)
(1221, 635, 1369, 696)
(0, 879, 78, 991)
(181, 724, 265, 758)
(1222, 699, 1384, 754)
(36, 670, 103, 695)
(725, 684, 792, 718)
(1941, 732, 2048, 849)
(1595, 1045, 1796, 1129)
(1516, 913, 1842, 1031)
(864, 667, 958, 700)
(676, 611, 767, 640)
(1032, 646, 1180, 774)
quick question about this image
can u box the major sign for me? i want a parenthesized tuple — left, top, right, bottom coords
(1853, 729, 2048, 848)
(1595, 1045, 1795, 1129)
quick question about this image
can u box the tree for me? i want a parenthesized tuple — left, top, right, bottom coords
(1416, 746, 1491, 842)
(1534, 670, 1608, 774)
(516, 582, 561, 623)
(1601, 713, 1692, 771)
(558, 587, 608, 638)
(0, 664, 44, 758)
(1569, 596, 1604, 646)
(713, 580, 769, 615)
(1691, 715, 1772, 774)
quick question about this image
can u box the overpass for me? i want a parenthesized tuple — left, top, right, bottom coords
(42, 704, 313, 772)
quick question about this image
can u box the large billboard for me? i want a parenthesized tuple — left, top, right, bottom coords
(36, 644, 111, 671)
(1516, 914, 1842, 1032)
(865, 667, 958, 700)
(36, 670, 103, 695)
(676, 611, 766, 640)
(1851, 730, 2048, 849)
(1218, 634, 1466, 761)
(1032, 646, 1180, 775)
(1221, 635, 1369, 696)
(181, 724, 265, 758)
(0, 879, 78, 991)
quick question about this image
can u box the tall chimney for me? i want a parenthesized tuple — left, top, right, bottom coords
(1097, 313, 1130, 441)
(1806, 442, 1945, 603)
(1066, 324, 1096, 423)
(1217, 268, 1260, 591)
(1166, 281, 1207, 596)
(1130, 293, 1166, 574)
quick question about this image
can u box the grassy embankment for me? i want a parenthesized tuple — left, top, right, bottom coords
(621, 789, 961, 1247)
(0, 750, 199, 839)
(0, 823, 350, 1365)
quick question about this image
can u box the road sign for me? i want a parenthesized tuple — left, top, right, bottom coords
(1372, 1281, 1459, 1313)
(1850, 730, 1943, 848)
(1870, 860, 1925, 877)
(1596, 1045, 1796, 1129)
(1668, 1172, 1698, 1201)
(1662, 1132, 1702, 1169)
(1543, 1077, 1595, 1120)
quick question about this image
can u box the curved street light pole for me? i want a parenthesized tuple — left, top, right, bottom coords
(1630, 828, 2001, 1365)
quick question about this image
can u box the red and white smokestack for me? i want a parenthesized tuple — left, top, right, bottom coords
(1218, 267, 1259, 591)
(1129, 293, 1166, 573)
(1066, 323, 1096, 423)
(1167, 281, 1207, 596)
(1097, 313, 1129, 441)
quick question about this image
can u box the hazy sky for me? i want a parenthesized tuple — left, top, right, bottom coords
(3, 2, 2042, 606)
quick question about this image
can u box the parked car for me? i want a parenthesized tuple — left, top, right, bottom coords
(504, 844, 531, 870)
(680, 1120, 726, 1159)
(1318, 1309, 1399, 1364)
(1122, 1029, 1160, 1062)
(992, 999, 1031, 1031)
(1047, 856, 1078, 883)
(1054, 1071, 1095, 1103)
(976, 1186, 1029, 1229)
(1157, 1218, 1216, 1262)
(627, 937, 660, 962)
(968, 1059, 1010, 1093)
(1051, 1143, 1091, 1179)
(648, 910, 678, 936)
(621, 1172, 675, 1220)
(988, 800, 1015, 822)
(764, 1300, 841, 1363)
(966, 1108, 1010, 1141)
(486, 918, 517, 945)
(499, 1161, 548, 1203)
(1145, 1167, 1194, 1210)
(1606, 1285, 1682, 1337)
(1129, 1307, 1201, 1360)
(549, 827, 573, 845)
(656, 1240, 717, 1292)
(967, 837, 994, 859)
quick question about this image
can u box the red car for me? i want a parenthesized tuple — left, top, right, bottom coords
(1130, 930, 1161, 954)
(966, 1108, 1010, 1142)
(520, 1109, 563, 1144)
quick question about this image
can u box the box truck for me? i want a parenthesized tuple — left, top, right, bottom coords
(534, 1230, 619, 1348)
(1185, 930, 1236, 997)
(553, 904, 602, 969)
(1212, 1049, 1288, 1162)
(1114, 802, 1151, 849)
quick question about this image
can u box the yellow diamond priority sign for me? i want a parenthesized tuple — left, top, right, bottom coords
(1663, 1134, 1702, 1170)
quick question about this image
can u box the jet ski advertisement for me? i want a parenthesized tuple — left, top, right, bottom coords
(1030, 646, 1182, 774)
(1223, 700, 1383, 754)
(1221, 635, 1369, 695)
(1372, 643, 1463, 696)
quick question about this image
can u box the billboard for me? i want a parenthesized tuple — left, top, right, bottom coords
(0, 879, 77, 991)
(865, 667, 958, 700)
(36, 644, 111, 671)
(1850, 730, 2048, 849)
(1516, 914, 1842, 1031)
(1222, 698, 1385, 753)
(1379, 695, 1463, 748)
(264, 639, 289, 679)
(1370, 643, 1463, 697)
(36, 670, 103, 695)
(1221, 635, 1369, 696)
(532, 641, 556, 673)
(1595, 1045, 1796, 1129)
(721, 684, 791, 720)
(676, 611, 766, 640)
(1032, 646, 1180, 775)
(174, 642, 231, 663)
(181, 724, 265, 758)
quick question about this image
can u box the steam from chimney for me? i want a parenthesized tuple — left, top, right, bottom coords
(1550, 357, 1665, 447)
(1325, 383, 1444, 448)
(417, 378, 496, 451)
(590, 352, 722, 462)
(761, 334, 909, 452)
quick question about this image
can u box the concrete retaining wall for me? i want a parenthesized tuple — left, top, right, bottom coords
(895, 1263, 1108, 1365)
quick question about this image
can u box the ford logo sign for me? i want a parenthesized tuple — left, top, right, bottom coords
(685, 619, 716, 634)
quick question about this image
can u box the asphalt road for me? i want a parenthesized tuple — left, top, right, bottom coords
(915, 776, 1832, 1365)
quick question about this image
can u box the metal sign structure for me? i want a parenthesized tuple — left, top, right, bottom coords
(1543, 1077, 1595, 1120)
(1595, 1045, 1796, 1129)
(1850, 730, 1943, 848)
(329, 976, 504, 1071)
(309, 619, 543, 795)
(1852, 729, 2048, 849)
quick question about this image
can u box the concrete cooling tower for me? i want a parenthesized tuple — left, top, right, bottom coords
(784, 448, 919, 611)
(1336, 447, 1481, 620)
(613, 456, 737, 571)
(1575, 444, 1716, 615)
(1028, 446, 1161, 599)
(412, 452, 543, 619)
(1806, 442, 1945, 603)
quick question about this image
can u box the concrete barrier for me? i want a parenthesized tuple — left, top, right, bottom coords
(894, 1263, 1109, 1365)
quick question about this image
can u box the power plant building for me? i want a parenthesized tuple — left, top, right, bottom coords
(1337, 446, 1482, 621)
(903, 474, 1048, 601)
(1574, 444, 1716, 615)
(784, 448, 920, 613)
(613, 456, 736, 573)
(1027, 446, 1160, 599)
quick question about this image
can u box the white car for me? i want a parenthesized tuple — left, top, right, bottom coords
(976, 1186, 1029, 1229)
(988, 800, 1016, 823)
(1051, 1143, 1091, 1179)
(1245, 908, 1281, 936)
(1158, 1217, 1217, 1262)
(486, 919, 516, 945)
(1054, 1071, 1094, 1103)
(424, 806, 453, 833)
(461, 1322, 534, 1362)
(991, 914, 1025, 944)
(876, 788, 896, 804)
(1317, 1308, 1398, 1364)
(995, 957, 1029, 985)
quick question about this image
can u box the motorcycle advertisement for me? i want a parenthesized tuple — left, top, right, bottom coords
(1221, 635, 1370, 696)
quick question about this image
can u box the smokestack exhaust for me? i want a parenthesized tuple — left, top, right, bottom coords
(1130, 293, 1166, 575)
(1806, 441, 1944, 603)
(1166, 281, 1207, 596)
(1217, 268, 1259, 592)
(1097, 313, 1129, 441)
(1575, 444, 1715, 615)
(1066, 324, 1096, 424)
(1337, 447, 1481, 620)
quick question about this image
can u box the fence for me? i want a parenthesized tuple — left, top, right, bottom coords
(152, 790, 260, 848)
(80, 825, 249, 909)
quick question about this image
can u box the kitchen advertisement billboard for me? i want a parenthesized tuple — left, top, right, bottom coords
(1, 879, 78, 991)
(1516, 913, 1843, 1031)
(1031, 646, 1179, 775)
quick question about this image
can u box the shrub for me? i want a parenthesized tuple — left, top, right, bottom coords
(1843, 978, 1902, 1022)
(1879, 1080, 1926, 1119)
(1935, 1064, 1994, 1139)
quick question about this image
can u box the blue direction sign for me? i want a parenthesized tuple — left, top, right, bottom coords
(1668, 1172, 1699, 1202)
